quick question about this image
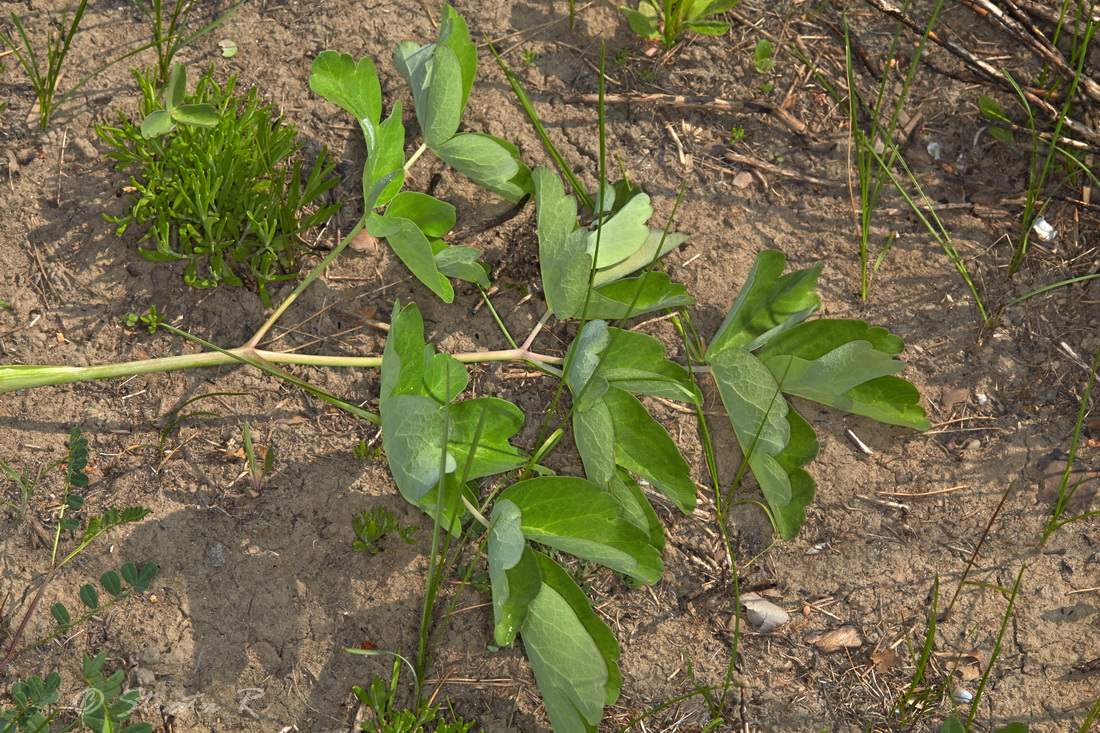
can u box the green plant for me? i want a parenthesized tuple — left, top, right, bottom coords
(1, 429, 156, 730)
(122, 304, 168, 334)
(620, 0, 740, 49)
(2, 652, 154, 732)
(349, 658, 479, 733)
(0, 7, 930, 729)
(0, 1, 155, 130)
(138, 62, 219, 137)
(353, 437, 381, 460)
(96, 65, 341, 306)
(753, 38, 775, 73)
(520, 48, 537, 68)
(130, 0, 245, 85)
(353, 506, 419, 554)
(241, 419, 275, 495)
(728, 124, 745, 145)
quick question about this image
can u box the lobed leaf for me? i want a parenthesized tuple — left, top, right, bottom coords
(309, 51, 382, 128)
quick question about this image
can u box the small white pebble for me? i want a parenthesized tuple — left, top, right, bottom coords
(953, 688, 974, 704)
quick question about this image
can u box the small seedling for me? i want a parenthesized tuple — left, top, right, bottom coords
(753, 39, 776, 73)
(353, 438, 380, 461)
(620, 0, 739, 49)
(728, 125, 745, 145)
(352, 506, 418, 553)
(0, 0, 155, 129)
(241, 420, 276, 495)
(219, 39, 238, 58)
(122, 304, 167, 333)
(521, 48, 537, 68)
(139, 62, 219, 138)
(977, 95, 1015, 145)
(349, 661, 479, 733)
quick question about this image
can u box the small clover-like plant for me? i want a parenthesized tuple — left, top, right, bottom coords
(352, 506, 418, 554)
(0, 428, 156, 680)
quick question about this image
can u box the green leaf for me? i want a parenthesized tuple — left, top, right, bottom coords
(708, 347, 819, 538)
(686, 20, 731, 35)
(585, 273, 694, 319)
(978, 95, 1009, 123)
(753, 39, 776, 73)
(446, 397, 527, 479)
(432, 133, 534, 204)
(365, 103, 406, 208)
(437, 3, 478, 111)
(757, 320, 929, 430)
(603, 387, 696, 513)
(534, 167, 592, 318)
(589, 193, 652, 268)
(80, 584, 99, 609)
(309, 51, 382, 128)
(139, 109, 175, 138)
(487, 500, 543, 646)
(385, 191, 456, 238)
(705, 249, 821, 358)
(620, 6, 660, 39)
(599, 328, 696, 403)
(51, 602, 71, 627)
(573, 401, 616, 486)
(521, 552, 621, 732)
(101, 570, 122, 597)
(592, 228, 689, 286)
(498, 477, 663, 583)
(563, 320, 611, 409)
(435, 245, 490, 287)
(422, 43, 464, 147)
(164, 62, 187, 109)
(381, 393, 456, 505)
(368, 212, 453, 302)
(171, 103, 219, 127)
(607, 468, 665, 552)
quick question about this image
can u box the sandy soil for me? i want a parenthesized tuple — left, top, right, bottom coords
(2, 0, 1100, 731)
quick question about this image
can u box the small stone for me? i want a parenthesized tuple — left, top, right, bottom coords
(731, 171, 753, 188)
(208, 543, 226, 568)
(964, 439, 981, 452)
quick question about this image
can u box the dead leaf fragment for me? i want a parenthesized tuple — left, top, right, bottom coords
(805, 624, 862, 652)
(870, 647, 900, 673)
(348, 228, 379, 253)
(742, 592, 789, 633)
(939, 386, 969, 412)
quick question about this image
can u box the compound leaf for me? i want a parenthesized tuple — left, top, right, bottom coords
(368, 212, 453, 302)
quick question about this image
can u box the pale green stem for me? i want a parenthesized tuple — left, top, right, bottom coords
(0, 346, 564, 394)
(404, 142, 428, 172)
